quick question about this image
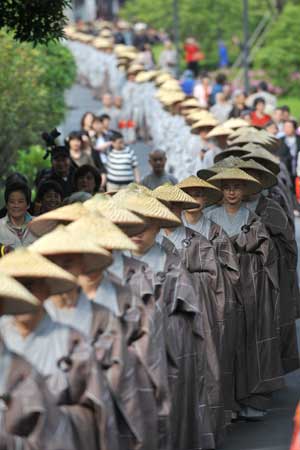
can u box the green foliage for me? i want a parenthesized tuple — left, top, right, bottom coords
(0, 31, 76, 177)
(279, 96, 300, 119)
(9, 146, 51, 188)
(121, 0, 269, 69)
(255, 3, 300, 95)
(0, 0, 71, 45)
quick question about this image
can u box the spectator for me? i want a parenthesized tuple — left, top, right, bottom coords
(184, 37, 204, 77)
(159, 40, 177, 76)
(94, 114, 113, 166)
(218, 40, 229, 68)
(38, 145, 75, 199)
(246, 80, 277, 112)
(180, 70, 195, 96)
(74, 164, 101, 195)
(210, 92, 232, 123)
(80, 130, 107, 188)
(133, 22, 149, 50)
(137, 43, 155, 70)
(34, 180, 63, 215)
(0, 182, 35, 249)
(229, 90, 247, 118)
(282, 119, 300, 186)
(80, 111, 95, 139)
(66, 131, 95, 167)
(142, 150, 178, 189)
(98, 94, 120, 129)
(106, 131, 140, 191)
(210, 73, 227, 105)
(250, 97, 271, 128)
(281, 105, 291, 121)
(193, 75, 211, 108)
(0, 172, 30, 218)
(272, 107, 285, 136)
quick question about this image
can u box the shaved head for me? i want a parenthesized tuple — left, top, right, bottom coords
(149, 149, 166, 159)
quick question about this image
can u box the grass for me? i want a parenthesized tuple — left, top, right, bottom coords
(278, 96, 300, 120)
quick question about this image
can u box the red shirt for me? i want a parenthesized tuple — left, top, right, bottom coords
(184, 43, 200, 62)
(250, 111, 271, 128)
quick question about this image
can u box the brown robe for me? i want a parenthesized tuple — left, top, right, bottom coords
(161, 228, 226, 447)
(231, 212, 284, 410)
(254, 193, 300, 373)
(0, 337, 104, 450)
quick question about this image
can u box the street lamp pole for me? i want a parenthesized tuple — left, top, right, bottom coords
(243, 0, 250, 94)
(173, 0, 180, 78)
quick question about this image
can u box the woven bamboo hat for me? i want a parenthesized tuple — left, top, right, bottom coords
(155, 73, 173, 86)
(213, 146, 251, 163)
(177, 176, 223, 206)
(235, 158, 277, 189)
(208, 168, 262, 195)
(241, 144, 280, 174)
(161, 92, 186, 106)
(0, 249, 77, 295)
(191, 118, 219, 133)
(84, 194, 146, 236)
(30, 225, 112, 272)
(152, 184, 200, 210)
(117, 51, 137, 61)
(0, 273, 40, 315)
(160, 79, 181, 91)
(112, 185, 181, 228)
(127, 64, 144, 75)
(207, 125, 233, 139)
(135, 70, 158, 83)
(67, 213, 137, 251)
(29, 203, 89, 237)
(181, 98, 200, 108)
(222, 118, 249, 130)
(228, 129, 274, 147)
(100, 29, 113, 38)
(93, 37, 113, 50)
(197, 155, 245, 179)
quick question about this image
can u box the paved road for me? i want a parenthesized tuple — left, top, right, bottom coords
(62, 82, 300, 450)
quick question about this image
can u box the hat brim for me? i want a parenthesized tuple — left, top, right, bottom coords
(241, 155, 280, 175)
(46, 252, 112, 274)
(196, 169, 218, 180)
(15, 275, 76, 296)
(214, 149, 250, 163)
(180, 186, 223, 206)
(208, 177, 262, 196)
(241, 168, 277, 189)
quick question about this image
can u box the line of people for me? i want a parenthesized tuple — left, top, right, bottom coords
(0, 120, 299, 449)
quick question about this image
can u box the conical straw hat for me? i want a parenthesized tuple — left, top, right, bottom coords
(29, 203, 89, 237)
(100, 29, 113, 38)
(155, 73, 173, 86)
(208, 168, 262, 195)
(67, 213, 137, 251)
(228, 129, 274, 147)
(127, 64, 144, 75)
(0, 249, 77, 295)
(112, 186, 181, 228)
(93, 37, 113, 49)
(181, 107, 200, 117)
(197, 155, 244, 179)
(0, 273, 40, 315)
(160, 79, 181, 91)
(191, 118, 219, 133)
(181, 98, 200, 108)
(207, 125, 233, 139)
(214, 146, 251, 163)
(241, 144, 280, 174)
(161, 92, 186, 106)
(222, 118, 249, 129)
(30, 225, 112, 273)
(135, 70, 158, 83)
(84, 194, 146, 236)
(177, 176, 223, 206)
(235, 158, 277, 189)
(117, 51, 137, 61)
(152, 184, 200, 210)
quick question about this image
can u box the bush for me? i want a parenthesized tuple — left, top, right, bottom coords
(9, 146, 51, 189)
(255, 3, 300, 96)
(0, 31, 76, 178)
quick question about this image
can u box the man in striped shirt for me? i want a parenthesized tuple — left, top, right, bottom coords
(106, 132, 141, 191)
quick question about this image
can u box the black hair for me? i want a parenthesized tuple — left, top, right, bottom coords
(285, 119, 298, 130)
(74, 164, 100, 193)
(111, 131, 123, 141)
(281, 105, 290, 113)
(5, 172, 28, 187)
(258, 81, 268, 92)
(5, 182, 31, 205)
(99, 113, 111, 121)
(253, 97, 266, 108)
(264, 119, 277, 129)
(80, 111, 95, 129)
(36, 180, 63, 202)
(215, 73, 227, 85)
(66, 131, 83, 143)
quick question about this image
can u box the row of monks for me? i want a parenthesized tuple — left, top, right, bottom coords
(0, 124, 299, 450)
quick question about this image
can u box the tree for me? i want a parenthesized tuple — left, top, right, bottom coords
(255, 2, 300, 95)
(0, 0, 71, 44)
(0, 31, 76, 177)
(120, 0, 269, 68)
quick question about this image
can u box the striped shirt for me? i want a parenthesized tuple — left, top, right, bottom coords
(106, 146, 138, 185)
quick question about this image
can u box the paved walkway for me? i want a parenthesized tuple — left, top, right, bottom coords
(61, 82, 300, 450)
